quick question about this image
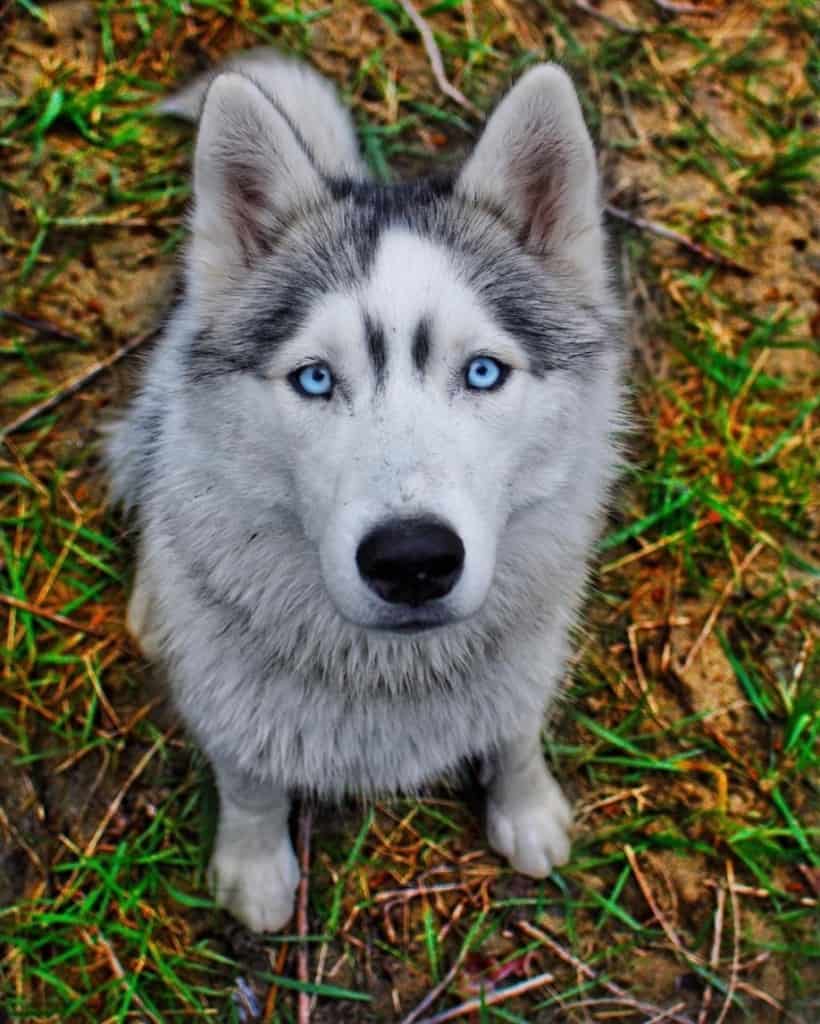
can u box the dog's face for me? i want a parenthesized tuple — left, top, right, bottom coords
(180, 67, 619, 633)
(239, 227, 586, 632)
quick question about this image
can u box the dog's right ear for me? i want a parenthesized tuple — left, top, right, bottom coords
(456, 65, 606, 298)
(188, 72, 327, 300)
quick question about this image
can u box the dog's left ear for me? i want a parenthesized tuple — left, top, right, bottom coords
(188, 72, 328, 303)
(456, 65, 605, 293)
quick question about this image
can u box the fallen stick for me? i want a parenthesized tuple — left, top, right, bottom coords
(679, 542, 763, 675)
(296, 806, 314, 1024)
(90, 927, 162, 1024)
(397, 0, 482, 119)
(571, 0, 642, 34)
(0, 308, 87, 345)
(517, 921, 697, 1024)
(715, 860, 740, 1024)
(2, 328, 157, 438)
(654, 0, 712, 15)
(399, 957, 464, 1024)
(414, 971, 555, 1024)
(0, 593, 106, 638)
(605, 204, 751, 274)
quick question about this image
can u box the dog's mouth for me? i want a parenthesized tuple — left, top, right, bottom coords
(388, 619, 444, 634)
(366, 611, 455, 635)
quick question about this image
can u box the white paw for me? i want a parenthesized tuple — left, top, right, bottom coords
(125, 577, 162, 660)
(208, 827, 300, 932)
(486, 774, 572, 879)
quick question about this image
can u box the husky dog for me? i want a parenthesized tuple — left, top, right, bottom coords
(106, 49, 624, 932)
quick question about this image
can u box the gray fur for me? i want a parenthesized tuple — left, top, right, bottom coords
(156, 47, 366, 178)
(106, 51, 626, 931)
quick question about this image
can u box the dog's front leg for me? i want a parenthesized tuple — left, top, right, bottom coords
(125, 558, 163, 661)
(484, 727, 572, 879)
(208, 759, 299, 932)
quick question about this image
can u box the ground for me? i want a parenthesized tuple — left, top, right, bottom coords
(0, 1, 817, 1022)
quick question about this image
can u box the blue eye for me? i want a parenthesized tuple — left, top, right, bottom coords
(291, 363, 334, 398)
(465, 356, 507, 391)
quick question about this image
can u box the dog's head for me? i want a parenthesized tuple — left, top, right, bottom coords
(177, 66, 621, 634)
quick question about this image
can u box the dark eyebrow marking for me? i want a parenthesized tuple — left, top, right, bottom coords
(364, 313, 387, 387)
(412, 317, 432, 374)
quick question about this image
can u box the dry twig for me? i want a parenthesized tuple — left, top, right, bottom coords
(571, 0, 642, 34)
(90, 927, 161, 1024)
(679, 542, 764, 675)
(296, 805, 313, 1024)
(0, 308, 86, 344)
(624, 847, 777, 1017)
(2, 328, 157, 437)
(627, 620, 663, 717)
(396, 0, 482, 119)
(654, 0, 713, 14)
(715, 860, 740, 1024)
(0, 593, 106, 638)
(399, 958, 465, 1024)
(561, 997, 691, 1021)
(517, 921, 697, 1024)
(414, 971, 555, 1024)
(264, 944, 290, 1023)
(84, 729, 175, 858)
(605, 204, 751, 275)
(697, 881, 725, 1024)
(601, 520, 710, 575)
(626, 845, 688, 954)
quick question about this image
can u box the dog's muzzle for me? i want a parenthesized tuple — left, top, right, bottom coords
(356, 518, 464, 607)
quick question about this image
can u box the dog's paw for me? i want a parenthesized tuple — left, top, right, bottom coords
(125, 572, 163, 661)
(208, 828, 300, 933)
(486, 773, 572, 879)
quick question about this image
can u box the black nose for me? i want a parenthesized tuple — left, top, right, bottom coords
(356, 519, 465, 607)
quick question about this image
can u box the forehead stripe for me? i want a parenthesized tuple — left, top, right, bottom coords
(412, 317, 432, 374)
(183, 178, 614, 384)
(363, 313, 387, 387)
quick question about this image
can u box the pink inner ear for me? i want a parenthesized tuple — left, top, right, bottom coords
(225, 161, 276, 261)
(516, 141, 567, 254)
(193, 72, 328, 274)
(455, 66, 602, 272)
(232, 167, 268, 211)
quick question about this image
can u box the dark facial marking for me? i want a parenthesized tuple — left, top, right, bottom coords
(412, 317, 432, 375)
(327, 175, 454, 206)
(183, 173, 617, 385)
(364, 313, 387, 388)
